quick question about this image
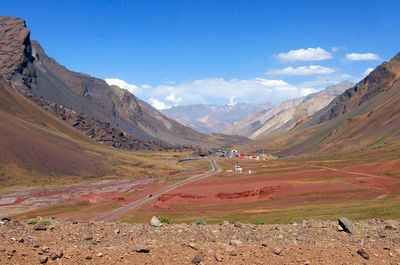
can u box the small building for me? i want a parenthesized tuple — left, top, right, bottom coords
(235, 165, 243, 173)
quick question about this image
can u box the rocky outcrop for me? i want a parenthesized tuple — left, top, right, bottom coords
(0, 16, 36, 91)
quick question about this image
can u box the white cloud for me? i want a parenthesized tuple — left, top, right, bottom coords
(345, 53, 381, 61)
(111, 77, 302, 105)
(228, 96, 237, 106)
(276, 47, 333, 61)
(107, 75, 354, 107)
(149, 98, 170, 110)
(165, 92, 183, 103)
(266, 65, 335, 76)
(105, 78, 139, 93)
(300, 88, 319, 96)
(363, 67, 374, 76)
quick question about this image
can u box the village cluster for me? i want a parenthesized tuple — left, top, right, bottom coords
(229, 150, 278, 160)
(214, 150, 279, 174)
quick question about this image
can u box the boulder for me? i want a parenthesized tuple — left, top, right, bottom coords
(149, 216, 162, 227)
(338, 217, 355, 234)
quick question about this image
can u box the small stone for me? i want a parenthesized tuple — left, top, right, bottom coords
(149, 216, 162, 227)
(192, 253, 203, 264)
(229, 239, 243, 246)
(136, 248, 150, 253)
(34, 244, 40, 248)
(96, 252, 103, 257)
(114, 229, 120, 235)
(1, 216, 11, 222)
(226, 246, 237, 256)
(133, 245, 150, 253)
(85, 255, 92, 260)
(234, 222, 243, 228)
(91, 240, 97, 245)
(222, 220, 230, 226)
(56, 249, 63, 258)
(357, 249, 370, 260)
(84, 235, 92, 240)
(273, 247, 282, 255)
(34, 223, 47, 231)
(261, 243, 267, 247)
(385, 225, 397, 230)
(0, 247, 6, 252)
(10, 237, 16, 241)
(188, 243, 198, 250)
(50, 253, 58, 260)
(338, 217, 355, 234)
(39, 256, 48, 264)
(41, 246, 50, 253)
(214, 253, 223, 262)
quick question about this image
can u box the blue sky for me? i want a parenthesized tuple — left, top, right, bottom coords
(3, 0, 400, 108)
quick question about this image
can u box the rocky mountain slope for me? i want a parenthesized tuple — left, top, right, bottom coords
(0, 77, 180, 188)
(0, 15, 240, 148)
(245, 53, 400, 155)
(227, 81, 354, 139)
(163, 103, 273, 134)
(0, 217, 399, 264)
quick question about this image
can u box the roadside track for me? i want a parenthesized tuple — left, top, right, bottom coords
(95, 159, 220, 222)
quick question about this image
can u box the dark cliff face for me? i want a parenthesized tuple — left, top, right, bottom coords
(0, 16, 36, 90)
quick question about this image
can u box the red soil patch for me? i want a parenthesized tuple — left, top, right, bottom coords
(139, 160, 400, 215)
(215, 186, 280, 199)
(158, 193, 206, 202)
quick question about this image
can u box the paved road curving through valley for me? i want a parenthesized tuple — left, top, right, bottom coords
(95, 159, 220, 222)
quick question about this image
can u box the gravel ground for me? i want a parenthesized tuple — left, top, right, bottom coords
(0, 217, 399, 264)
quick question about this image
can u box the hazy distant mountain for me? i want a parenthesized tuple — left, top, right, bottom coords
(163, 103, 273, 134)
(226, 81, 354, 139)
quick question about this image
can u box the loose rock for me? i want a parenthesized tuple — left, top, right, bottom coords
(192, 253, 203, 264)
(149, 216, 162, 227)
(39, 255, 48, 264)
(34, 223, 47, 231)
(338, 217, 355, 234)
(357, 249, 370, 260)
(229, 239, 243, 246)
(1, 216, 11, 222)
(273, 247, 282, 255)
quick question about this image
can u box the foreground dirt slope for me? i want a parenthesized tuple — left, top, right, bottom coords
(0, 218, 399, 264)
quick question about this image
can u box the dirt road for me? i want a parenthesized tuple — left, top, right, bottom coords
(95, 159, 220, 221)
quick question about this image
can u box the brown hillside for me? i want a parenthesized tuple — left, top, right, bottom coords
(0, 80, 105, 176)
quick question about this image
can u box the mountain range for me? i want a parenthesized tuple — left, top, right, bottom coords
(163, 103, 273, 134)
(226, 81, 354, 139)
